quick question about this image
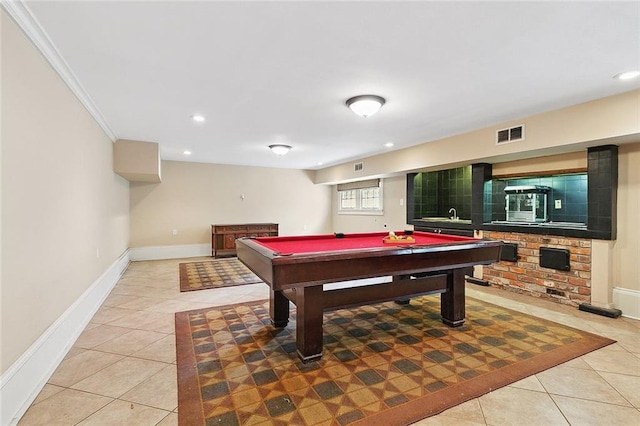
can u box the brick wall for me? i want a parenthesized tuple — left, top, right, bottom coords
(483, 231, 591, 306)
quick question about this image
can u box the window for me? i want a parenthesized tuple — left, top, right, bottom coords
(339, 190, 357, 210)
(360, 187, 381, 209)
(337, 179, 383, 214)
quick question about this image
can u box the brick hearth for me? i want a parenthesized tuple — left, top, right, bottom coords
(483, 231, 591, 306)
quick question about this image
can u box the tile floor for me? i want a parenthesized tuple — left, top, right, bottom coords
(19, 258, 640, 425)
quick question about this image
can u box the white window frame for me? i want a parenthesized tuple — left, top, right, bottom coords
(338, 181, 384, 215)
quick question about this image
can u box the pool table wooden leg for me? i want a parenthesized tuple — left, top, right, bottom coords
(440, 269, 466, 327)
(270, 289, 289, 328)
(295, 285, 324, 363)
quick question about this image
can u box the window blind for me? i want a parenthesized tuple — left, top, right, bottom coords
(336, 179, 380, 191)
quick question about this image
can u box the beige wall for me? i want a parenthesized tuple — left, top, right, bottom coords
(113, 139, 161, 183)
(129, 161, 333, 246)
(491, 151, 587, 176)
(615, 143, 640, 292)
(332, 175, 410, 233)
(1, 12, 130, 373)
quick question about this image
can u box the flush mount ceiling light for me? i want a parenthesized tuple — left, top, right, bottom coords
(269, 144, 292, 155)
(191, 114, 205, 122)
(613, 70, 640, 80)
(346, 95, 385, 118)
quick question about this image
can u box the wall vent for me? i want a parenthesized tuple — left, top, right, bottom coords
(496, 124, 525, 144)
(546, 288, 566, 297)
(354, 162, 364, 172)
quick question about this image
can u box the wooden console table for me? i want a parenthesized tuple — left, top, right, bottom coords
(211, 223, 278, 257)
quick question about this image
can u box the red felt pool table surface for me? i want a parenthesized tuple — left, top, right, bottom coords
(251, 231, 474, 255)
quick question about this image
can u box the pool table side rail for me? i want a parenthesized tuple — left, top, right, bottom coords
(236, 237, 502, 290)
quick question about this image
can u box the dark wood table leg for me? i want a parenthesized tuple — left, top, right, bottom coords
(295, 285, 324, 363)
(440, 269, 466, 327)
(270, 289, 289, 328)
(393, 275, 411, 305)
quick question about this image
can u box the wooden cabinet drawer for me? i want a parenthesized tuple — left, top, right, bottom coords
(223, 234, 236, 249)
(212, 223, 278, 257)
(214, 225, 246, 233)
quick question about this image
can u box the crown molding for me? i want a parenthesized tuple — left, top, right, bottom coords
(2, 0, 118, 141)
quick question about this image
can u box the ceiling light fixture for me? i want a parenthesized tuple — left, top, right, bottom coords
(183, 150, 192, 155)
(192, 114, 205, 122)
(384, 142, 394, 148)
(613, 70, 640, 80)
(346, 95, 385, 118)
(269, 144, 292, 155)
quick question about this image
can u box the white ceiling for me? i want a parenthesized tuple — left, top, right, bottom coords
(15, 1, 640, 170)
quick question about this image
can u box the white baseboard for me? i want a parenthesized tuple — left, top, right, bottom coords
(613, 287, 640, 320)
(0, 249, 131, 426)
(129, 243, 210, 261)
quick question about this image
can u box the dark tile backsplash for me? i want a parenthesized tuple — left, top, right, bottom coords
(413, 166, 472, 220)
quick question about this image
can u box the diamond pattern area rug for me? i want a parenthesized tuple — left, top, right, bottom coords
(175, 296, 614, 425)
(179, 259, 262, 292)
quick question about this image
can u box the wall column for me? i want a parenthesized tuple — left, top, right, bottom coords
(591, 240, 615, 308)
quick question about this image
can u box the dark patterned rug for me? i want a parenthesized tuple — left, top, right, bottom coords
(175, 295, 614, 425)
(179, 259, 262, 292)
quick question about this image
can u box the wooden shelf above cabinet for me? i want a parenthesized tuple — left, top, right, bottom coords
(211, 223, 278, 257)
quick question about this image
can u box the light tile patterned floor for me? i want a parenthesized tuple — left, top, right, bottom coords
(19, 258, 640, 425)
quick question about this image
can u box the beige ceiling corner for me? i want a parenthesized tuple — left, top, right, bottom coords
(113, 139, 161, 183)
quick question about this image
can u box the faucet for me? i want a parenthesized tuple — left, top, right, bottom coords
(449, 208, 459, 220)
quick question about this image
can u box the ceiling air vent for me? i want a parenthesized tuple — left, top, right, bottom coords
(354, 162, 364, 172)
(496, 124, 525, 144)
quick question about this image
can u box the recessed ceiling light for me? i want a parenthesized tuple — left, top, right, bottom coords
(384, 142, 394, 148)
(613, 70, 640, 80)
(183, 150, 192, 155)
(317, 162, 324, 166)
(192, 114, 205, 122)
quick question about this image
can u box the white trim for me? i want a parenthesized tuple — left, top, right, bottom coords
(0, 249, 130, 426)
(1, 0, 117, 141)
(613, 287, 640, 320)
(129, 243, 211, 261)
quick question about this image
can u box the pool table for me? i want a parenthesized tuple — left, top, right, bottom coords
(236, 231, 502, 362)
